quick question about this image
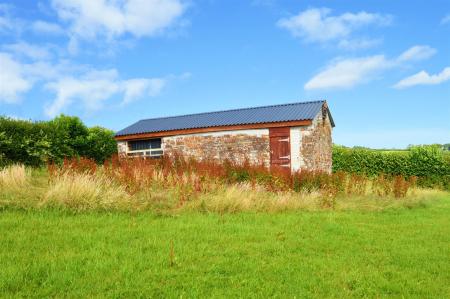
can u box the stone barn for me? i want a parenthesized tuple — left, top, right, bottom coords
(115, 100, 335, 173)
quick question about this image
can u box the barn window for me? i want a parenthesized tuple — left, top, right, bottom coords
(127, 138, 163, 158)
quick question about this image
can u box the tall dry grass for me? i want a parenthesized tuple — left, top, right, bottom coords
(0, 164, 29, 190)
(44, 156, 425, 212)
(1, 157, 445, 213)
(183, 185, 440, 213)
(183, 183, 323, 213)
(41, 172, 132, 211)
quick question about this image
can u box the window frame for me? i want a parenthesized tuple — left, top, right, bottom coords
(127, 138, 163, 158)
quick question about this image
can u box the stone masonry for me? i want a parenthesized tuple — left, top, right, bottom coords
(163, 130, 270, 166)
(298, 107, 333, 173)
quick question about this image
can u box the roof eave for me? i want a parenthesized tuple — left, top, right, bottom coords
(115, 119, 313, 140)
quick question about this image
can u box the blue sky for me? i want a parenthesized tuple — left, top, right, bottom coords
(0, 0, 449, 148)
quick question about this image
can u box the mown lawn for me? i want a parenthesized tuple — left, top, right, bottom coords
(1, 194, 449, 298)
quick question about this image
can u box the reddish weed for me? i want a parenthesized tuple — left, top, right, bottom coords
(47, 154, 412, 200)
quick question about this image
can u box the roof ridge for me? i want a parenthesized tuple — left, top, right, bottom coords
(138, 100, 326, 122)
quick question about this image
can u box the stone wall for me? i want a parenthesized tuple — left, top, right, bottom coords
(163, 129, 270, 166)
(298, 109, 333, 172)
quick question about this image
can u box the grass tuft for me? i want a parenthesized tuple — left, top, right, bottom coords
(41, 172, 132, 211)
(0, 165, 29, 190)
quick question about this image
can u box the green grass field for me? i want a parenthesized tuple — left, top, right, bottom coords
(1, 193, 449, 298)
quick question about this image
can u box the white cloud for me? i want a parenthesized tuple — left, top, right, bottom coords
(31, 20, 64, 35)
(0, 49, 171, 115)
(0, 16, 14, 32)
(0, 51, 73, 103)
(337, 38, 382, 50)
(305, 45, 437, 90)
(393, 67, 450, 89)
(26, 61, 85, 81)
(44, 70, 120, 116)
(0, 8, 13, 32)
(2, 42, 52, 60)
(441, 14, 450, 25)
(0, 15, 11, 32)
(0, 3, 23, 34)
(397, 45, 437, 62)
(277, 7, 391, 46)
(121, 78, 166, 105)
(0, 53, 89, 105)
(67, 36, 79, 55)
(44, 69, 168, 117)
(0, 2, 181, 114)
(51, 0, 186, 40)
(0, 53, 32, 103)
(304, 55, 392, 90)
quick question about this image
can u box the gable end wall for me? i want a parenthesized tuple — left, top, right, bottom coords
(297, 111, 333, 173)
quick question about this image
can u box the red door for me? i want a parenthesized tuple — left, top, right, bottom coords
(269, 127, 291, 171)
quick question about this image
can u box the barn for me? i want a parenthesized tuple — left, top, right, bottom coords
(114, 100, 335, 173)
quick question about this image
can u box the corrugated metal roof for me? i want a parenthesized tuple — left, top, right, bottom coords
(115, 100, 334, 136)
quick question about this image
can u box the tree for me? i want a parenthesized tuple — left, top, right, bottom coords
(83, 127, 117, 163)
(46, 115, 89, 162)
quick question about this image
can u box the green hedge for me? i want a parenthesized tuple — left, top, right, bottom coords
(332, 145, 450, 190)
(0, 115, 117, 167)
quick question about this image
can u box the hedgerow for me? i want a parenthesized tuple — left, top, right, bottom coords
(332, 145, 450, 190)
(0, 115, 117, 167)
